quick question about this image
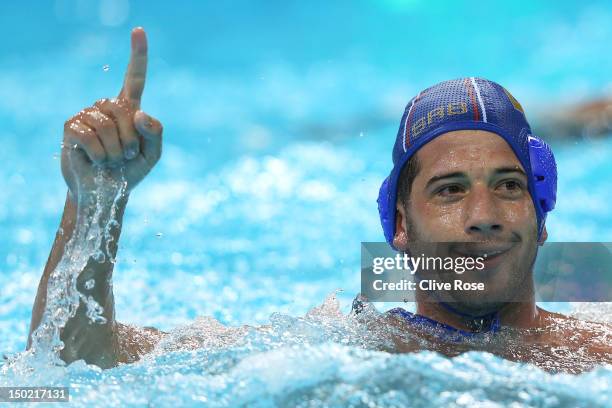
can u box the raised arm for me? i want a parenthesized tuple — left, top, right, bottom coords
(28, 27, 164, 368)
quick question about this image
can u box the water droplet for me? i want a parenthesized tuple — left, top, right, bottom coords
(53, 153, 59, 160)
(102, 64, 110, 72)
(359, 131, 364, 137)
(85, 279, 95, 290)
(156, 232, 163, 238)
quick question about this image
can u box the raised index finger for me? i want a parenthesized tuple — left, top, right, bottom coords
(118, 27, 148, 109)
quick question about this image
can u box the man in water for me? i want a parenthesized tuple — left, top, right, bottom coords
(28, 28, 611, 370)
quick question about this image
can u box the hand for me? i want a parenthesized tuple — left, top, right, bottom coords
(61, 27, 163, 200)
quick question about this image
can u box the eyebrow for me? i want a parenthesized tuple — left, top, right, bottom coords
(425, 167, 527, 189)
(493, 167, 527, 178)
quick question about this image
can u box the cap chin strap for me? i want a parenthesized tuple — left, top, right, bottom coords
(436, 300, 501, 333)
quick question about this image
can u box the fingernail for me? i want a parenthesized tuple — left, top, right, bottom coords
(140, 115, 153, 128)
(125, 147, 138, 159)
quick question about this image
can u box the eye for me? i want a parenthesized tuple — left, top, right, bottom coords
(436, 184, 465, 197)
(496, 179, 524, 195)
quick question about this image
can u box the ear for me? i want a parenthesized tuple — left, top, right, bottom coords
(538, 225, 548, 246)
(392, 202, 409, 251)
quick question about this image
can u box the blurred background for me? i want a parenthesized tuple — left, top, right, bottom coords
(1, 0, 611, 355)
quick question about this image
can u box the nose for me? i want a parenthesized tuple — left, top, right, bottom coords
(464, 185, 503, 237)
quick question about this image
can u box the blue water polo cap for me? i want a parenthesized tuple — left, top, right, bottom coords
(378, 77, 557, 248)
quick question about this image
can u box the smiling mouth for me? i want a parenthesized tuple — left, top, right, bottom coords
(450, 243, 516, 260)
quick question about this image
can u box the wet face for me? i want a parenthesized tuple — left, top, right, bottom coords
(394, 130, 545, 314)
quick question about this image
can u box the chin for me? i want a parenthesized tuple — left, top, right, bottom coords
(451, 299, 508, 317)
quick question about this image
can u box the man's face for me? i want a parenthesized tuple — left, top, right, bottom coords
(394, 130, 543, 313)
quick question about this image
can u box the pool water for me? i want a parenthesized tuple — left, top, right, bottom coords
(1, 1, 612, 407)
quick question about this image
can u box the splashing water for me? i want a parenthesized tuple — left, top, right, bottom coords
(2, 291, 610, 407)
(1, 163, 127, 380)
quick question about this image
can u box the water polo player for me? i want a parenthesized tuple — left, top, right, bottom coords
(353, 77, 611, 369)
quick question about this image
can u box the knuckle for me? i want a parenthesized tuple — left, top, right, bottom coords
(79, 107, 95, 117)
(82, 110, 96, 122)
(64, 111, 85, 130)
(94, 98, 109, 108)
(94, 115, 116, 133)
(108, 100, 131, 119)
(64, 120, 82, 136)
(113, 97, 131, 113)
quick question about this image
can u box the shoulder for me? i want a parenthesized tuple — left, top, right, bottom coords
(536, 307, 612, 354)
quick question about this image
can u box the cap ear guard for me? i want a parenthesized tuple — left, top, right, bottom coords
(527, 134, 557, 213)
